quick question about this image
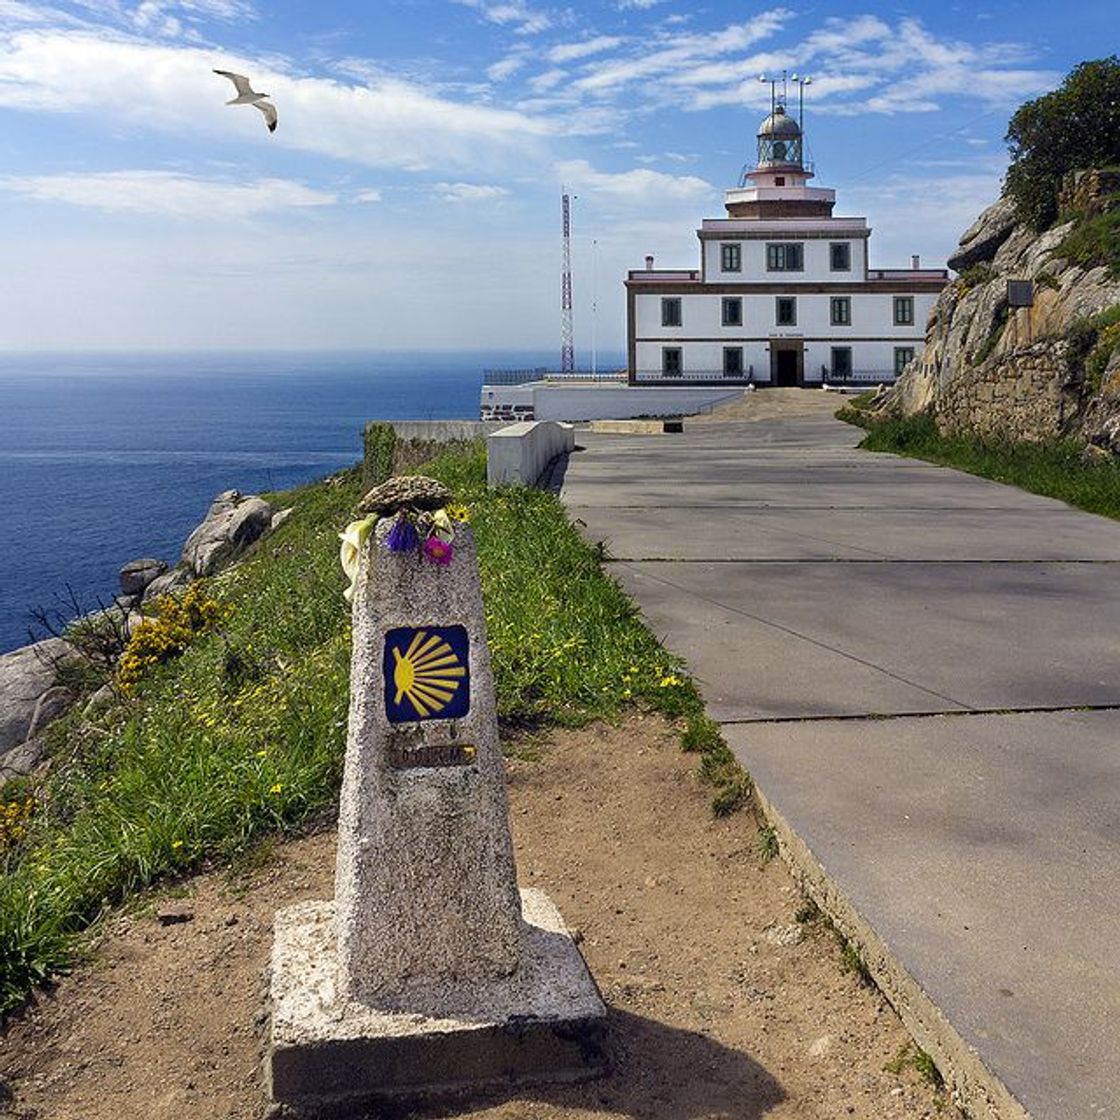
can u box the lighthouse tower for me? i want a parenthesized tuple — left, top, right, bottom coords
(723, 104, 837, 219)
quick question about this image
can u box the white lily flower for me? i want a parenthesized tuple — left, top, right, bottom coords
(430, 508, 455, 543)
(339, 516, 377, 603)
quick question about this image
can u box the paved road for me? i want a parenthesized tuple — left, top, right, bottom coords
(562, 408, 1120, 1120)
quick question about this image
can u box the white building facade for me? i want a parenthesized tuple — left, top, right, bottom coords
(626, 105, 948, 386)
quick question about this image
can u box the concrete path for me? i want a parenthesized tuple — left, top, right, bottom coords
(561, 404, 1120, 1120)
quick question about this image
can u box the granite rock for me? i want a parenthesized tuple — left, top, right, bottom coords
(119, 557, 167, 597)
(180, 490, 272, 577)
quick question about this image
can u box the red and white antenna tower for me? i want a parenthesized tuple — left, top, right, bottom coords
(561, 191, 574, 374)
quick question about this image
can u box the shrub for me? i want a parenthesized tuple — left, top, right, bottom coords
(116, 583, 227, 693)
(1056, 210, 1120, 278)
(1003, 57, 1120, 230)
(958, 262, 994, 290)
(362, 423, 397, 487)
(0, 796, 34, 858)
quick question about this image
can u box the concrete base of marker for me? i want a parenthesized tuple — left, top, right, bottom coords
(265, 889, 607, 1113)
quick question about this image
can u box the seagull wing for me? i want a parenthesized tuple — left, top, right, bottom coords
(213, 69, 261, 100)
(255, 99, 278, 133)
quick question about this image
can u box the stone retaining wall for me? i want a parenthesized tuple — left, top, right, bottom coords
(933, 341, 1072, 443)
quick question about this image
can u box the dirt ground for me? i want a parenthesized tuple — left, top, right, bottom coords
(0, 716, 958, 1120)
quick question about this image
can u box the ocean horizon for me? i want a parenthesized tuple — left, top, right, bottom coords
(0, 349, 622, 655)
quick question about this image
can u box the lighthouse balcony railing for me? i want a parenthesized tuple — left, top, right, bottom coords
(869, 268, 950, 281)
(626, 269, 701, 282)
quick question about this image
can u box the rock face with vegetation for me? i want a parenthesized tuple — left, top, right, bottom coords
(884, 57, 1120, 454)
(887, 173, 1120, 450)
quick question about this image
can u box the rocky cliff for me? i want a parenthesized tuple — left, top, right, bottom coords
(884, 169, 1120, 454)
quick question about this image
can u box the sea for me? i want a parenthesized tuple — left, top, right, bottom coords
(0, 350, 609, 655)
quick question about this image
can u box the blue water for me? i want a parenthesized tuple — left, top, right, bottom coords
(0, 350, 574, 654)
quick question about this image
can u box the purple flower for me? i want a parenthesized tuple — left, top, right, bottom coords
(422, 535, 454, 566)
(385, 514, 419, 553)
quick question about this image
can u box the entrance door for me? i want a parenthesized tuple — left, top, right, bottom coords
(772, 345, 802, 386)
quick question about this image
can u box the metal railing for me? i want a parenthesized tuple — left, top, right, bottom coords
(482, 368, 628, 387)
(820, 369, 900, 385)
(630, 368, 900, 385)
(631, 369, 757, 384)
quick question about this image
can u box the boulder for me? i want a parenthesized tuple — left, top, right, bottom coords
(180, 490, 273, 578)
(947, 196, 1018, 273)
(119, 557, 168, 597)
(142, 567, 193, 603)
(270, 507, 294, 532)
(0, 735, 48, 784)
(0, 639, 70, 762)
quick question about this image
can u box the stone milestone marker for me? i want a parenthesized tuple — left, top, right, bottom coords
(266, 479, 606, 1113)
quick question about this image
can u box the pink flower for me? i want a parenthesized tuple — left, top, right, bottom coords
(422, 535, 454, 566)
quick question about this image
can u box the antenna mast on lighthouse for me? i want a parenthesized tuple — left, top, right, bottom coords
(561, 191, 575, 374)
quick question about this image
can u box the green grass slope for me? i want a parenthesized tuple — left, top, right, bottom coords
(0, 444, 746, 1016)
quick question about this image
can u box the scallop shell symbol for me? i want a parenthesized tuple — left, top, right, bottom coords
(392, 630, 467, 718)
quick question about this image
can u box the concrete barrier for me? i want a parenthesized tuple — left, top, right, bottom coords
(486, 421, 575, 488)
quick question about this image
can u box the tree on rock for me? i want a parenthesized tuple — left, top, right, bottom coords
(1004, 56, 1120, 231)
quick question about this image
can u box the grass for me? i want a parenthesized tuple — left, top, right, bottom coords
(1056, 209, 1120, 278)
(756, 825, 779, 862)
(885, 1041, 945, 1090)
(0, 442, 750, 1018)
(839, 939, 872, 985)
(841, 410, 1120, 520)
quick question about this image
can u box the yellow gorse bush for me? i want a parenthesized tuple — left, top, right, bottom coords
(0, 796, 34, 856)
(116, 582, 229, 693)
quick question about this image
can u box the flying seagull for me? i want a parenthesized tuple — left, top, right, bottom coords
(213, 69, 277, 133)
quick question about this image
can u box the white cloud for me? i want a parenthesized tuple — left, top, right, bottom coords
(570, 10, 792, 95)
(0, 28, 564, 170)
(487, 52, 528, 81)
(555, 158, 714, 203)
(844, 170, 1007, 269)
(353, 188, 381, 203)
(452, 0, 551, 35)
(0, 169, 335, 217)
(432, 182, 510, 203)
(529, 67, 566, 92)
(548, 35, 622, 63)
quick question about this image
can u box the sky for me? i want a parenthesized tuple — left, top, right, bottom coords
(0, 0, 1112, 354)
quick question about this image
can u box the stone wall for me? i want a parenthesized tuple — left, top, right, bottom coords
(932, 341, 1072, 443)
(1058, 169, 1120, 219)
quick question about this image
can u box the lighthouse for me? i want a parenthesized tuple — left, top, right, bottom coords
(625, 93, 948, 386)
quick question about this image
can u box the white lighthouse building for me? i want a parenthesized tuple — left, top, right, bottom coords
(625, 100, 948, 386)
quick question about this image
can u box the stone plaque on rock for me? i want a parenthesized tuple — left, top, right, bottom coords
(265, 481, 605, 1113)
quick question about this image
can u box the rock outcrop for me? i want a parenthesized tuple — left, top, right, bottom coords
(180, 490, 273, 577)
(2, 486, 280, 780)
(884, 171, 1120, 449)
(119, 557, 167, 598)
(0, 640, 74, 780)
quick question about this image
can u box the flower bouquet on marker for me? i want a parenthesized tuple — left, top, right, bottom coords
(340, 479, 470, 602)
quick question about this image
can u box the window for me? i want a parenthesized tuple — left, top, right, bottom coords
(894, 296, 915, 326)
(721, 297, 743, 327)
(723, 347, 744, 377)
(894, 347, 915, 375)
(776, 297, 797, 326)
(661, 297, 682, 327)
(767, 242, 804, 271)
(830, 297, 851, 326)
(720, 243, 741, 272)
(775, 176, 786, 186)
(830, 242, 851, 272)
(830, 347, 852, 379)
(662, 347, 682, 377)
